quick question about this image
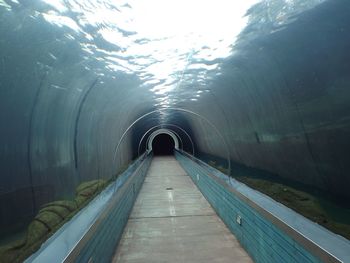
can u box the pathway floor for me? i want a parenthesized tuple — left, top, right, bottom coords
(112, 156, 252, 263)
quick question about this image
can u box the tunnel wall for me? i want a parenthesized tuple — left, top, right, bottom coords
(177, 0, 350, 199)
(0, 6, 153, 234)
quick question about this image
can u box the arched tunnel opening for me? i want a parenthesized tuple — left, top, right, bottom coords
(151, 134, 175, 156)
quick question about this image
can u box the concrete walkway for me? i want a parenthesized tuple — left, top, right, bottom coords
(112, 156, 252, 263)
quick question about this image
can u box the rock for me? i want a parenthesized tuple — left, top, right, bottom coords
(25, 220, 49, 246)
(75, 179, 107, 206)
(42, 200, 77, 212)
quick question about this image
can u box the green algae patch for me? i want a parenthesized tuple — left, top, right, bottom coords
(0, 179, 108, 263)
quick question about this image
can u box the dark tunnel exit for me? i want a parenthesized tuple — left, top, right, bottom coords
(152, 134, 175, 156)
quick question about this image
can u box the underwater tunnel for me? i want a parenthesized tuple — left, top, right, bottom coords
(1, 0, 350, 262)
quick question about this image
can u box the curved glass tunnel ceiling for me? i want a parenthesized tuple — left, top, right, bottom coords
(1, 0, 350, 252)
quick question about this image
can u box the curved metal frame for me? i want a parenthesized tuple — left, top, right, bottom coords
(146, 128, 180, 152)
(138, 126, 183, 156)
(113, 107, 231, 175)
(138, 124, 195, 156)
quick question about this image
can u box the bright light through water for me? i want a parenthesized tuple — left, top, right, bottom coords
(37, 0, 259, 107)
